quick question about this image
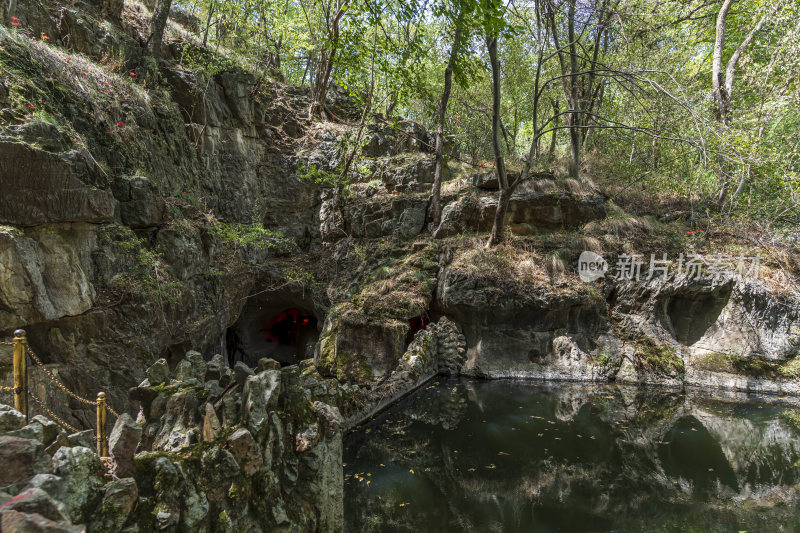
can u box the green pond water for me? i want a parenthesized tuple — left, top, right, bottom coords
(343, 379, 800, 532)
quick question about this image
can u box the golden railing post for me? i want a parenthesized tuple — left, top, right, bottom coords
(96, 392, 108, 457)
(12, 329, 27, 424)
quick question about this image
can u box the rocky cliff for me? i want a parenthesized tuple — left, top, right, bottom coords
(1, 0, 800, 531)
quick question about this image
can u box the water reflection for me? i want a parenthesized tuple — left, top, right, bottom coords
(344, 379, 800, 532)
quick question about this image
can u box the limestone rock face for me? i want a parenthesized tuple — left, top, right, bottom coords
(0, 140, 115, 227)
(472, 171, 499, 190)
(110, 176, 165, 229)
(315, 316, 407, 384)
(108, 414, 142, 478)
(0, 225, 96, 326)
(320, 192, 428, 243)
(434, 192, 607, 238)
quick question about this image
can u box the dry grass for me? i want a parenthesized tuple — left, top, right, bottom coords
(561, 178, 596, 196)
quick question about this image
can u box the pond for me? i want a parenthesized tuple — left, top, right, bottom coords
(344, 379, 800, 532)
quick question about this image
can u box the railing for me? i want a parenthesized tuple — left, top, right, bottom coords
(1, 329, 118, 457)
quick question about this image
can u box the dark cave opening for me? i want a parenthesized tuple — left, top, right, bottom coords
(405, 313, 431, 346)
(226, 290, 320, 368)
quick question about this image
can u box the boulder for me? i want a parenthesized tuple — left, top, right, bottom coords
(66, 430, 93, 450)
(23, 474, 64, 499)
(51, 447, 105, 524)
(206, 354, 230, 383)
(312, 402, 344, 437)
(201, 403, 220, 442)
(89, 478, 137, 533)
(0, 437, 52, 489)
(233, 361, 255, 386)
(108, 414, 142, 478)
(30, 417, 62, 448)
(257, 358, 281, 373)
(0, 406, 26, 432)
(0, 488, 66, 522)
(226, 428, 262, 476)
(145, 359, 169, 386)
(0, 510, 82, 533)
(175, 351, 207, 383)
(241, 370, 281, 439)
(152, 390, 199, 451)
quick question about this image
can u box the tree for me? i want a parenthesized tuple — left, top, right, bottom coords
(484, 0, 512, 246)
(148, 0, 173, 60)
(544, 0, 617, 178)
(712, 0, 766, 125)
(308, 0, 350, 118)
(431, 0, 470, 229)
(711, 0, 766, 207)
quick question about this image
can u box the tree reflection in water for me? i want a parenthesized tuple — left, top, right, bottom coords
(344, 380, 800, 532)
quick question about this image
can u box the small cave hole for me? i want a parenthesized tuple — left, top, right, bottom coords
(406, 313, 431, 346)
(227, 291, 320, 368)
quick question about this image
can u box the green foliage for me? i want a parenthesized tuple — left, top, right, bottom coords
(296, 161, 341, 188)
(635, 340, 685, 378)
(212, 222, 293, 253)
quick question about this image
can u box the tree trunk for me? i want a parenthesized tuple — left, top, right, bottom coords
(149, 0, 173, 59)
(202, 0, 215, 46)
(712, 0, 734, 124)
(309, 1, 347, 119)
(489, 187, 511, 246)
(431, 10, 465, 229)
(549, 98, 558, 161)
(485, 21, 510, 247)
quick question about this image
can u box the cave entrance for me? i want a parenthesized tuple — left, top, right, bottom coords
(226, 290, 320, 368)
(406, 313, 431, 346)
(660, 287, 731, 346)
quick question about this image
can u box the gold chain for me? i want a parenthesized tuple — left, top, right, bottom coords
(28, 388, 81, 434)
(0, 385, 15, 392)
(25, 345, 119, 418)
(0, 341, 12, 345)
